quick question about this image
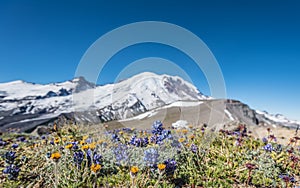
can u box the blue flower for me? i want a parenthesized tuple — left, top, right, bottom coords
(262, 137, 268, 143)
(73, 150, 84, 168)
(3, 164, 20, 180)
(93, 153, 102, 164)
(71, 141, 79, 150)
(152, 120, 163, 135)
(191, 144, 198, 153)
(86, 138, 92, 144)
(129, 135, 149, 147)
(111, 133, 120, 142)
(233, 131, 240, 136)
(279, 174, 295, 183)
(5, 151, 17, 164)
(164, 159, 176, 175)
(12, 143, 18, 149)
(143, 137, 149, 146)
(17, 136, 26, 142)
(149, 121, 171, 144)
(0, 140, 6, 146)
(122, 127, 132, 132)
(144, 148, 159, 167)
(263, 143, 273, 152)
(113, 144, 129, 165)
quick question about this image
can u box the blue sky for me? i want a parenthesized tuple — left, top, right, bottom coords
(0, 0, 299, 120)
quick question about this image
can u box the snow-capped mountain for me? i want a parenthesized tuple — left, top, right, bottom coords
(256, 110, 300, 128)
(0, 72, 299, 132)
(225, 100, 300, 129)
(0, 72, 208, 132)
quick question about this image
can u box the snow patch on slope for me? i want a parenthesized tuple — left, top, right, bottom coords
(162, 101, 203, 109)
(225, 109, 235, 121)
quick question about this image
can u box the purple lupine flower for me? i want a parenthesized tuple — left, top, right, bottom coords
(5, 151, 17, 164)
(164, 159, 177, 176)
(279, 174, 295, 183)
(262, 137, 268, 143)
(129, 135, 137, 145)
(130, 135, 149, 147)
(111, 133, 120, 142)
(17, 136, 26, 142)
(143, 137, 149, 146)
(191, 144, 198, 153)
(122, 127, 132, 132)
(71, 141, 79, 150)
(152, 120, 163, 135)
(263, 143, 273, 152)
(86, 149, 92, 167)
(113, 144, 129, 165)
(0, 140, 7, 146)
(86, 138, 92, 144)
(12, 143, 18, 149)
(73, 150, 84, 168)
(233, 131, 240, 136)
(93, 153, 102, 164)
(144, 148, 159, 167)
(3, 164, 20, 180)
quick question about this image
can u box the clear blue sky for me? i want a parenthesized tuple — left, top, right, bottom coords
(0, 0, 299, 120)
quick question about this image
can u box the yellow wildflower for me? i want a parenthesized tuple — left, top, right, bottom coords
(91, 164, 101, 173)
(182, 129, 188, 134)
(65, 144, 73, 149)
(89, 142, 96, 150)
(54, 138, 60, 144)
(80, 140, 85, 145)
(51, 152, 61, 160)
(130, 166, 139, 174)
(81, 145, 89, 150)
(189, 135, 195, 140)
(178, 138, 186, 143)
(157, 163, 166, 171)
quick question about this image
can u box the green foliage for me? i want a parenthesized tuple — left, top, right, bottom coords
(0, 123, 299, 187)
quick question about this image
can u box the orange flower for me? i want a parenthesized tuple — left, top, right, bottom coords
(80, 140, 85, 145)
(81, 145, 89, 150)
(65, 144, 73, 149)
(91, 164, 101, 173)
(178, 138, 186, 143)
(130, 166, 139, 174)
(189, 135, 195, 140)
(51, 152, 61, 160)
(157, 163, 166, 171)
(89, 142, 96, 150)
(182, 129, 188, 134)
(54, 138, 60, 144)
